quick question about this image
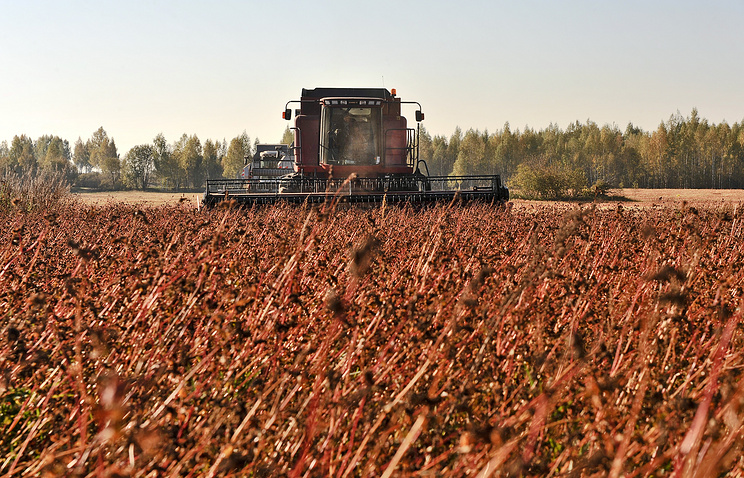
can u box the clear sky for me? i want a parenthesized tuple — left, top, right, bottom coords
(1, 0, 743, 154)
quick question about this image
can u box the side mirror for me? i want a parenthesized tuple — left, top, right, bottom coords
(415, 110, 425, 122)
(283, 109, 292, 120)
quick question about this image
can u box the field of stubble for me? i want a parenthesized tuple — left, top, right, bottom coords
(1, 196, 744, 477)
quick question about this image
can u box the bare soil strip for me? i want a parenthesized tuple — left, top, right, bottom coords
(72, 188, 744, 208)
(72, 190, 201, 206)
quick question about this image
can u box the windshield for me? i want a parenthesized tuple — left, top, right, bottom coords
(321, 106, 381, 166)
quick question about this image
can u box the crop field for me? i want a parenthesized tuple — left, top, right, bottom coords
(2, 197, 744, 477)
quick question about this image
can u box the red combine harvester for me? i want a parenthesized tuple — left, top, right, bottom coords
(203, 87, 508, 206)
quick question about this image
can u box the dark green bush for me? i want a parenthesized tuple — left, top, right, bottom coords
(74, 172, 106, 190)
(511, 161, 586, 199)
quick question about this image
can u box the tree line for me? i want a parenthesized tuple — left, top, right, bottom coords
(2, 109, 743, 192)
(0, 127, 261, 190)
(419, 108, 744, 195)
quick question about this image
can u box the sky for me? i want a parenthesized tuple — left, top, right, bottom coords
(1, 0, 743, 155)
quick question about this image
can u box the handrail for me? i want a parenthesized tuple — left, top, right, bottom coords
(384, 128, 418, 168)
(290, 126, 301, 166)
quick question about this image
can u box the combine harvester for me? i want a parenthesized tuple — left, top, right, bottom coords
(203, 87, 508, 206)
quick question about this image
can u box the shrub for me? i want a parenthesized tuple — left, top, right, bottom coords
(511, 161, 586, 199)
(589, 179, 614, 197)
(74, 172, 106, 190)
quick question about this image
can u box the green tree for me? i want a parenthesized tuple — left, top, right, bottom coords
(0, 141, 11, 172)
(452, 128, 487, 175)
(86, 127, 120, 186)
(88, 127, 109, 170)
(645, 123, 670, 188)
(172, 134, 203, 189)
(493, 122, 518, 181)
(428, 135, 450, 176)
(281, 126, 294, 145)
(36, 135, 72, 173)
(73, 137, 91, 173)
(518, 127, 541, 160)
(101, 150, 121, 187)
(34, 135, 54, 167)
(9, 135, 36, 173)
(417, 126, 433, 173)
(202, 139, 223, 180)
(713, 122, 737, 188)
(444, 127, 462, 175)
(223, 132, 251, 178)
(618, 124, 644, 188)
(124, 144, 155, 190)
(152, 133, 179, 188)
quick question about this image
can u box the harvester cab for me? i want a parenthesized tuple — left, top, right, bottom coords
(204, 87, 508, 206)
(322, 103, 381, 166)
(284, 88, 420, 180)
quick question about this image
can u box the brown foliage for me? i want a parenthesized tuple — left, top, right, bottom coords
(1, 199, 744, 476)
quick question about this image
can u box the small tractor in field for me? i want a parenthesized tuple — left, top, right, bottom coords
(204, 87, 509, 206)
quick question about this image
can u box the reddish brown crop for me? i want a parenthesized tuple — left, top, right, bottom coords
(1, 199, 743, 476)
